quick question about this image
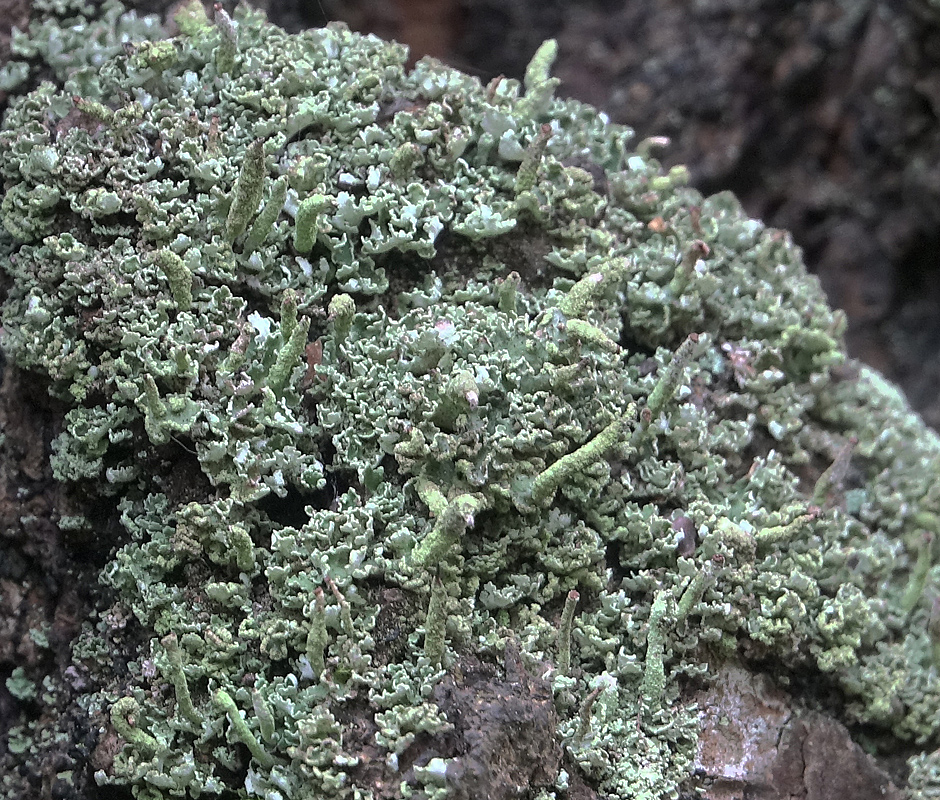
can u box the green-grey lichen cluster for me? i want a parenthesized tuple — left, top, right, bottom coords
(2, 2, 940, 798)
(0, 0, 164, 95)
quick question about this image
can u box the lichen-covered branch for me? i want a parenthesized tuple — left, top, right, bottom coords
(1, 3, 939, 798)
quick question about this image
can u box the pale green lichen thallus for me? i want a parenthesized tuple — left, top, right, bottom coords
(1, 1, 940, 798)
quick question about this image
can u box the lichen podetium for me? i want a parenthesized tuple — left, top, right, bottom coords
(1, 2, 940, 798)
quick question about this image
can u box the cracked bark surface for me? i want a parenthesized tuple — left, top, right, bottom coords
(694, 664, 903, 800)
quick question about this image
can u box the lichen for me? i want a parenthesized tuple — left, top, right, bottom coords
(1, 2, 940, 799)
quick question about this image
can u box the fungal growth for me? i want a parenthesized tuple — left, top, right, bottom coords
(1, 2, 939, 799)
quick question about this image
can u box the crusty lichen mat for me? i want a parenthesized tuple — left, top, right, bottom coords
(2, 1, 940, 798)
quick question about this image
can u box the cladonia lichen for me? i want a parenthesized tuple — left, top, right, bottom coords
(2, 2, 940, 799)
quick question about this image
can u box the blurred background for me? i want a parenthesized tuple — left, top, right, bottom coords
(3, 0, 939, 429)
